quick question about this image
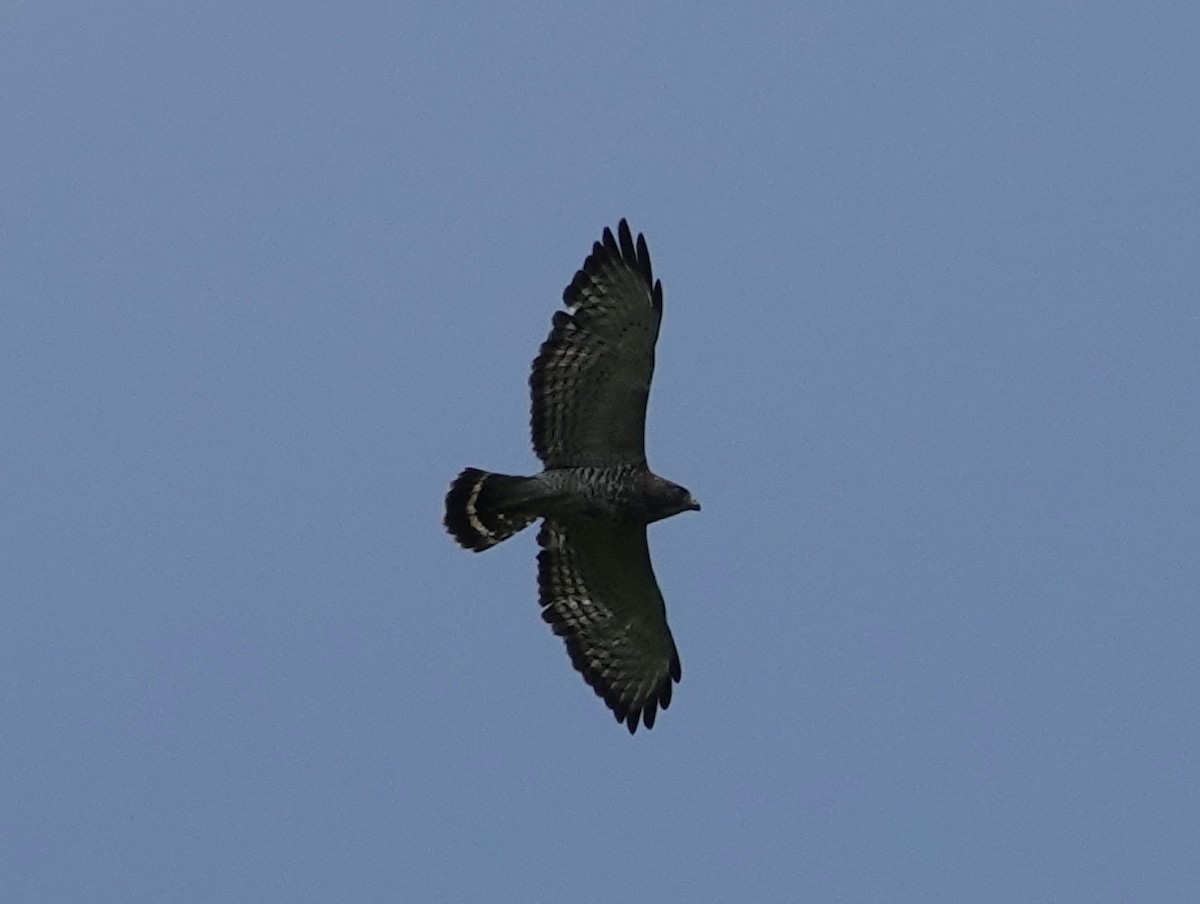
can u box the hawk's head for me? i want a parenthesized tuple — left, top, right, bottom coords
(644, 475, 701, 524)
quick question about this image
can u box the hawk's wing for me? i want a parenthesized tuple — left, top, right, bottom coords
(530, 220, 663, 468)
(537, 521, 681, 733)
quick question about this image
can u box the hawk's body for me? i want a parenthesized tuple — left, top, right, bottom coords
(444, 221, 698, 734)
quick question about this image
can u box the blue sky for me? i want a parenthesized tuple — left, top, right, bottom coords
(4, 2, 1198, 901)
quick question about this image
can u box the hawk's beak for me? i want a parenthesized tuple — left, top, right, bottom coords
(686, 494, 701, 512)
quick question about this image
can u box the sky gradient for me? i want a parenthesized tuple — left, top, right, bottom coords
(4, 2, 1199, 901)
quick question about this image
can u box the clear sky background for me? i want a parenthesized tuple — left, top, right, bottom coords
(4, 2, 1198, 901)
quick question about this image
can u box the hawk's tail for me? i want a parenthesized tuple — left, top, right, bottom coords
(444, 468, 537, 552)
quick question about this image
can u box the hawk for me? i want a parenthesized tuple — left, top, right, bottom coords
(444, 220, 700, 734)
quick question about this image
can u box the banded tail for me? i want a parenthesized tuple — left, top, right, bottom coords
(444, 468, 537, 551)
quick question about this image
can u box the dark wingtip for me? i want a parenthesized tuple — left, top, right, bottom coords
(614, 219, 654, 289)
(643, 698, 658, 730)
(636, 232, 652, 285)
(568, 221, 658, 305)
(617, 219, 636, 264)
(601, 227, 618, 257)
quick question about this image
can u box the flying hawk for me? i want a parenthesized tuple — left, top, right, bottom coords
(444, 220, 699, 734)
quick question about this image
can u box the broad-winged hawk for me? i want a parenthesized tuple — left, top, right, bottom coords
(444, 220, 699, 734)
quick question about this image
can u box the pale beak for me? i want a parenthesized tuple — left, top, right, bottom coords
(686, 494, 701, 512)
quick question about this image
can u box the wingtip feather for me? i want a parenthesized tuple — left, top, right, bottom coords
(636, 232, 652, 285)
(617, 219, 636, 264)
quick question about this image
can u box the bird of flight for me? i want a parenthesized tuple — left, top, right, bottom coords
(445, 220, 699, 734)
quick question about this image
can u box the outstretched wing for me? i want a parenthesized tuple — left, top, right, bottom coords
(530, 220, 663, 468)
(537, 521, 681, 733)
